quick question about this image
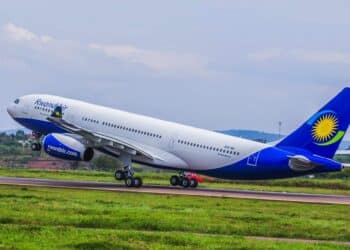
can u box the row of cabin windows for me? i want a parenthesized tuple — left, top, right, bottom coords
(82, 117, 162, 139)
(177, 139, 239, 156)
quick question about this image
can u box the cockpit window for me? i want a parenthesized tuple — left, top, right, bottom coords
(14, 99, 20, 104)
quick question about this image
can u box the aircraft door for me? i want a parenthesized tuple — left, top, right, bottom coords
(168, 131, 178, 152)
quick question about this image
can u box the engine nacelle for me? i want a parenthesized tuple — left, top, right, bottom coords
(43, 133, 94, 161)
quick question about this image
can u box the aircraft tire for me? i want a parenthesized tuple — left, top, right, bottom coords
(190, 178, 198, 188)
(170, 176, 179, 186)
(115, 170, 125, 180)
(133, 177, 143, 188)
(31, 143, 42, 151)
(125, 177, 134, 187)
(181, 177, 190, 188)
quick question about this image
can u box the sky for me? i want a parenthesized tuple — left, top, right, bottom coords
(1, 0, 350, 137)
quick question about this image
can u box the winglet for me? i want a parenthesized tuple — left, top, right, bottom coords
(51, 106, 63, 119)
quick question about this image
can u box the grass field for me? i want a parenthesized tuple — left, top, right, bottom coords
(0, 185, 350, 249)
(1, 167, 350, 195)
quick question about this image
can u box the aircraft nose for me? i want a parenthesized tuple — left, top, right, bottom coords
(7, 104, 15, 117)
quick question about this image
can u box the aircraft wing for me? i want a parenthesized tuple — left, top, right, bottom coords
(47, 115, 160, 161)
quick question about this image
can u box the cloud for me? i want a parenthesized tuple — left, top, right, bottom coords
(248, 48, 282, 61)
(291, 49, 350, 64)
(249, 48, 350, 64)
(89, 43, 208, 75)
(3, 23, 53, 43)
(2, 23, 209, 76)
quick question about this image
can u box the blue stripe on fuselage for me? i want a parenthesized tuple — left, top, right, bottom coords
(14, 117, 67, 135)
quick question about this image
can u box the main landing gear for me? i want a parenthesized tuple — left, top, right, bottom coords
(114, 155, 143, 188)
(114, 168, 143, 188)
(170, 172, 199, 188)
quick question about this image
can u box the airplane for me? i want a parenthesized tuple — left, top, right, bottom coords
(6, 87, 350, 188)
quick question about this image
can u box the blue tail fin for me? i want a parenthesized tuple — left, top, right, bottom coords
(277, 87, 350, 158)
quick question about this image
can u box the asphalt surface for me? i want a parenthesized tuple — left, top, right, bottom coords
(0, 177, 349, 205)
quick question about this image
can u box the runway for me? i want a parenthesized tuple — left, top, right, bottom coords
(0, 177, 350, 205)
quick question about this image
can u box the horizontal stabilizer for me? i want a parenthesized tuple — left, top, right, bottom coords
(288, 154, 342, 173)
(288, 155, 317, 172)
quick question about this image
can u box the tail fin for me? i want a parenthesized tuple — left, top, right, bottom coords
(277, 87, 350, 158)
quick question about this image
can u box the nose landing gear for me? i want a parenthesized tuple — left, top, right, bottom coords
(31, 142, 42, 151)
(31, 131, 42, 151)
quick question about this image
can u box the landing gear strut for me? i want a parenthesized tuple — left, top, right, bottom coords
(114, 154, 143, 188)
(31, 131, 42, 151)
(170, 172, 198, 188)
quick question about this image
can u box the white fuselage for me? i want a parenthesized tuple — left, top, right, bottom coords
(7, 94, 269, 171)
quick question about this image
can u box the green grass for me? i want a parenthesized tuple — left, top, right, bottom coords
(1, 167, 350, 195)
(0, 185, 349, 249)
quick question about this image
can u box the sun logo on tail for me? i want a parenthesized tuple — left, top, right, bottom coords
(312, 114, 338, 142)
(308, 111, 345, 146)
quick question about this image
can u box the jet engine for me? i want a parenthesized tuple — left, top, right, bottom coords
(43, 133, 94, 161)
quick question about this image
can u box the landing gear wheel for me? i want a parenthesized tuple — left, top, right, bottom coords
(181, 177, 190, 188)
(115, 170, 125, 180)
(190, 178, 198, 188)
(133, 177, 143, 188)
(125, 177, 134, 187)
(31, 143, 42, 151)
(170, 176, 179, 186)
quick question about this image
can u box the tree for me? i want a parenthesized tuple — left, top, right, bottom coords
(92, 155, 122, 171)
(15, 130, 26, 140)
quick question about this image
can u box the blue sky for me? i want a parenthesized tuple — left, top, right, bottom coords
(1, 0, 350, 136)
